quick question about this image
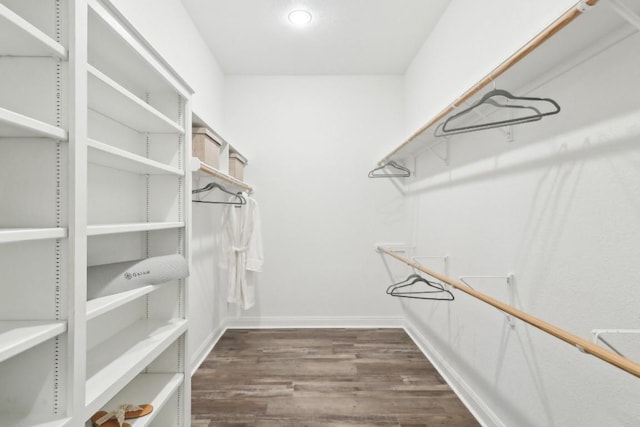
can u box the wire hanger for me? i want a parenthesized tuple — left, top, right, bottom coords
(192, 182, 246, 205)
(387, 273, 454, 301)
(368, 160, 411, 178)
(434, 88, 561, 137)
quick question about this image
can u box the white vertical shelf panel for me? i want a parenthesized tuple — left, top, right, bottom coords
(88, 139, 183, 176)
(87, 65, 184, 134)
(0, 4, 67, 58)
(99, 373, 183, 426)
(84, 319, 187, 416)
(0, 228, 67, 244)
(0, 107, 68, 140)
(0, 321, 67, 363)
(87, 222, 184, 236)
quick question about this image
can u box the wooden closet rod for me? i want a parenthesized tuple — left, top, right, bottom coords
(377, 246, 640, 379)
(197, 160, 253, 193)
(379, 0, 599, 164)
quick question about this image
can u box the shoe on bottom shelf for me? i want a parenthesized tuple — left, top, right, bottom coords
(91, 404, 153, 427)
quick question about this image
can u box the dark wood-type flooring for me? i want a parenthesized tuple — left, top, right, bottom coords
(191, 328, 480, 426)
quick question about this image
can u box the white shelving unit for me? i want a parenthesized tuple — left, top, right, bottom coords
(1, 0, 192, 425)
(0, 0, 70, 425)
(83, 0, 193, 425)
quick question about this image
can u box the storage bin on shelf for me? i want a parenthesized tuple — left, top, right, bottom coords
(228, 151, 247, 180)
(192, 127, 222, 168)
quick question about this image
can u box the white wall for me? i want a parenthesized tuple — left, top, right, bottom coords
(223, 76, 408, 326)
(401, 1, 640, 426)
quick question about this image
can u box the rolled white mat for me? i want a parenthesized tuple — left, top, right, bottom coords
(87, 254, 188, 300)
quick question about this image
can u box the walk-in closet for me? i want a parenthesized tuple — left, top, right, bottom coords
(1, 0, 639, 426)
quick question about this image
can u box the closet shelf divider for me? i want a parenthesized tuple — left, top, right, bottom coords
(0, 4, 67, 59)
(0, 107, 68, 140)
(0, 321, 67, 364)
(88, 139, 184, 176)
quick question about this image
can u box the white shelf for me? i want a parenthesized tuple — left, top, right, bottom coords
(0, 321, 67, 363)
(0, 414, 71, 427)
(99, 373, 184, 427)
(0, 4, 67, 59)
(87, 284, 166, 321)
(88, 0, 191, 97)
(87, 222, 184, 236)
(85, 319, 187, 415)
(87, 65, 184, 134)
(0, 228, 67, 244)
(0, 107, 68, 140)
(191, 157, 253, 193)
(88, 139, 184, 176)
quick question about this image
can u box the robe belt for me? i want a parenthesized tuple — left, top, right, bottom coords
(232, 246, 248, 253)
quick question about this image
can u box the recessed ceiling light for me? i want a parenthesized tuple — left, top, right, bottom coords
(288, 9, 312, 26)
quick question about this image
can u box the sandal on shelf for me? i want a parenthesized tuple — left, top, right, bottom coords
(91, 404, 153, 427)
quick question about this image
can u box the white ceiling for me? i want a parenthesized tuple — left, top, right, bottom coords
(181, 0, 451, 75)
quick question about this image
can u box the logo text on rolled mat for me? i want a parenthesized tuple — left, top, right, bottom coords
(124, 270, 151, 280)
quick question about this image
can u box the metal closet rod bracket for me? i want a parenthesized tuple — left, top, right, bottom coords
(577, 0, 597, 13)
(411, 255, 450, 280)
(375, 243, 412, 254)
(591, 329, 640, 358)
(426, 139, 450, 165)
(463, 93, 516, 142)
(459, 274, 516, 326)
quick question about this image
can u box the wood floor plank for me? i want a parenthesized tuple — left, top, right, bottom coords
(192, 328, 480, 426)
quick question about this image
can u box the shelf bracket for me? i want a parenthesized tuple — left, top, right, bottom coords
(459, 274, 516, 326)
(591, 329, 640, 358)
(427, 139, 450, 165)
(458, 97, 515, 142)
(577, 0, 596, 13)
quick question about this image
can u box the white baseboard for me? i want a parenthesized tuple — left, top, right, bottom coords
(403, 318, 504, 427)
(225, 315, 404, 329)
(190, 320, 229, 376)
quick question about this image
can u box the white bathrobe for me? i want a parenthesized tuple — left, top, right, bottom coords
(220, 195, 263, 310)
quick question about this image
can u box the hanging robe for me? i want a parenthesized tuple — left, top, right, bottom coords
(220, 195, 263, 310)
